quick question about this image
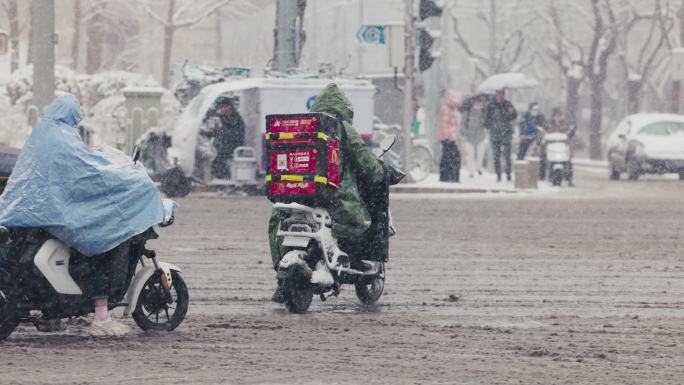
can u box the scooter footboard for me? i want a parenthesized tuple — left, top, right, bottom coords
(123, 262, 181, 317)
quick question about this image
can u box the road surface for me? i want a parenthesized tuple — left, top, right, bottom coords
(2, 168, 684, 384)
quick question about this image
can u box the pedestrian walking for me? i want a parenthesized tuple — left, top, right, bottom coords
(437, 90, 461, 182)
(518, 102, 544, 160)
(460, 95, 488, 177)
(484, 89, 518, 182)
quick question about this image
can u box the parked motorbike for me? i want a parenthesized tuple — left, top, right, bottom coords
(372, 121, 433, 182)
(272, 135, 404, 313)
(539, 127, 575, 187)
(0, 149, 188, 340)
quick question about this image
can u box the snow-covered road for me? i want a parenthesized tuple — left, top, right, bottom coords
(2, 169, 684, 384)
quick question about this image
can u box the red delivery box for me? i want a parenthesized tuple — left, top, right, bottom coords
(265, 113, 341, 203)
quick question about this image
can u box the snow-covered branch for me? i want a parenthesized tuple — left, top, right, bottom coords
(140, 0, 169, 28)
(174, 0, 232, 29)
(448, 7, 488, 65)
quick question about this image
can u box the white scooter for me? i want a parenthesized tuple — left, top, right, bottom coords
(0, 149, 188, 340)
(272, 136, 404, 313)
(540, 128, 574, 187)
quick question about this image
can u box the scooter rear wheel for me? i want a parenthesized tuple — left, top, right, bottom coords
(284, 284, 314, 314)
(161, 167, 193, 198)
(132, 271, 189, 331)
(0, 291, 18, 341)
(355, 262, 385, 306)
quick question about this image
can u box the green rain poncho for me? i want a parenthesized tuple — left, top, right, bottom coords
(268, 84, 385, 266)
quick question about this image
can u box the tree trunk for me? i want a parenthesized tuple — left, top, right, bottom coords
(488, 0, 496, 74)
(589, 82, 603, 160)
(626, 79, 641, 114)
(672, 81, 681, 113)
(215, 7, 223, 64)
(72, 0, 81, 71)
(565, 77, 581, 127)
(161, 0, 176, 88)
(85, 6, 103, 74)
(26, 5, 33, 65)
(9, 0, 19, 72)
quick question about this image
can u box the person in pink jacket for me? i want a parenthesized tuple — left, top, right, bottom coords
(437, 90, 461, 182)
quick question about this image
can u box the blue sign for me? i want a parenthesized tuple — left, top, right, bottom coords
(357, 25, 386, 44)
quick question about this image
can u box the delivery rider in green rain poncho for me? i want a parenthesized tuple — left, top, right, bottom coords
(268, 84, 386, 302)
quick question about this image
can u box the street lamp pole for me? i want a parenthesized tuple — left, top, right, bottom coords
(403, 0, 415, 182)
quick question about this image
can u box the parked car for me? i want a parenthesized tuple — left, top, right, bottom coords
(607, 114, 684, 181)
(0, 145, 20, 194)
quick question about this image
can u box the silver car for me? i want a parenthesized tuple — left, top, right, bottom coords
(607, 114, 684, 181)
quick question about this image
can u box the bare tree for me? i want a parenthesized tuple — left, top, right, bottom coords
(140, 0, 232, 87)
(618, 0, 674, 114)
(543, 1, 587, 128)
(84, 0, 107, 74)
(542, 0, 618, 159)
(1, 0, 29, 72)
(447, 0, 537, 79)
(72, 0, 81, 71)
(586, 0, 618, 160)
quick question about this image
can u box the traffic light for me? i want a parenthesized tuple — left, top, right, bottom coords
(419, 0, 444, 20)
(417, 0, 443, 72)
(417, 28, 441, 72)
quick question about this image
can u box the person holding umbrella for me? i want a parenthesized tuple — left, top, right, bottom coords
(483, 89, 518, 182)
(459, 94, 489, 177)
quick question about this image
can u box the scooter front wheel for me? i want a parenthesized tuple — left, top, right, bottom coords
(132, 270, 189, 331)
(551, 169, 563, 186)
(355, 262, 385, 306)
(0, 291, 18, 341)
(161, 167, 193, 198)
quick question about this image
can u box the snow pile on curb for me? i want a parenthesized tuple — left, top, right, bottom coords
(391, 171, 517, 194)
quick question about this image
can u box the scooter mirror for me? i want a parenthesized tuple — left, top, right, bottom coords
(380, 135, 396, 153)
(132, 145, 142, 164)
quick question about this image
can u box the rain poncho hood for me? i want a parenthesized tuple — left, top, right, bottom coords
(0, 94, 168, 256)
(310, 83, 354, 123)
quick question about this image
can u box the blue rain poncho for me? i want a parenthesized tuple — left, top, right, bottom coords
(0, 94, 169, 256)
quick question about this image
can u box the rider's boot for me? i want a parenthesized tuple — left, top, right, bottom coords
(271, 279, 285, 303)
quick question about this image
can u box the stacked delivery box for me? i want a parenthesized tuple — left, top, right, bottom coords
(265, 113, 340, 203)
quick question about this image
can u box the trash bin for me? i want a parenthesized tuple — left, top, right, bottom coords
(230, 146, 257, 184)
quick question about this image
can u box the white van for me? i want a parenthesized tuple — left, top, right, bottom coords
(168, 78, 377, 177)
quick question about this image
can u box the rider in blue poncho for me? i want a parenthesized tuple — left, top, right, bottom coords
(0, 94, 170, 336)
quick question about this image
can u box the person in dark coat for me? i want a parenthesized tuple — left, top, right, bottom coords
(484, 89, 518, 182)
(207, 97, 245, 179)
(517, 102, 544, 160)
